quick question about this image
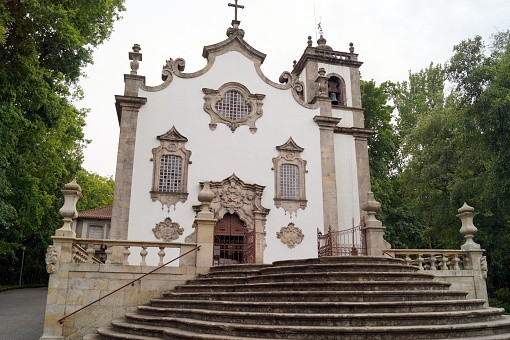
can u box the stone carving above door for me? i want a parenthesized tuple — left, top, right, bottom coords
(152, 217, 184, 242)
(276, 222, 304, 249)
(206, 174, 269, 231)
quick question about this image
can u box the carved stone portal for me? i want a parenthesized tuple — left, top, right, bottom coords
(204, 174, 270, 263)
(45, 245, 59, 274)
(153, 217, 184, 242)
(276, 222, 304, 249)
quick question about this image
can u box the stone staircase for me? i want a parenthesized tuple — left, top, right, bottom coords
(87, 256, 510, 339)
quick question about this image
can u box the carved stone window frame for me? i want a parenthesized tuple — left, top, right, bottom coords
(272, 137, 307, 216)
(150, 126, 191, 210)
(203, 82, 266, 134)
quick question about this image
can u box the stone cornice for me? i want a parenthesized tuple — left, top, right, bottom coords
(334, 126, 374, 138)
(115, 96, 147, 124)
(313, 115, 342, 129)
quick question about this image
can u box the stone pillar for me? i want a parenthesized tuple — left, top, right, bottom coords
(40, 180, 82, 340)
(456, 203, 488, 305)
(361, 192, 386, 257)
(193, 182, 217, 273)
(253, 211, 267, 264)
(109, 44, 147, 247)
(353, 130, 373, 220)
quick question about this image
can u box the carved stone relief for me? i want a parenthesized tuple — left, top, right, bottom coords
(207, 174, 269, 231)
(185, 229, 196, 243)
(45, 245, 59, 274)
(153, 217, 184, 242)
(276, 223, 304, 249)
(203, 82, 265, 134)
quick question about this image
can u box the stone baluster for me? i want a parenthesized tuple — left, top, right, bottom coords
(140, 246, 148, 266)
(453, 254, 461, 270)
(86, 244, 95, 263)
(122, 246, 131, 265)
(441, 254, 449, 270)
(429, 254, 436, 270)
(404, 254, 412, 266)
(158, 247, 165, 266)
(104, 246, 113, 264)
(417, 254, 424, 270)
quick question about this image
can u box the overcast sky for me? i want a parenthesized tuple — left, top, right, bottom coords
(76, 0, 509, 177)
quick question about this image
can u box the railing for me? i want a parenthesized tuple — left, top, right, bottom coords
(58, 245, 200, 324)
(74, 238, 196, 266)
(385, 249, 470, 270)
(317, 221, 366, 257)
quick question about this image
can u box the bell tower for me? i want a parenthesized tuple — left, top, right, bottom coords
(292, 35, 372, 230)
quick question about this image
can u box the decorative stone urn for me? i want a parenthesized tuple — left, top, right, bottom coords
(55, 179, 82, 237)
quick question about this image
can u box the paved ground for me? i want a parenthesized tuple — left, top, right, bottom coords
(0, 287, 47, 340)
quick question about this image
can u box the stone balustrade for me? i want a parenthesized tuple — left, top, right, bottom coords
(385, 249, 469, 271)
(74, 238, 196, 266)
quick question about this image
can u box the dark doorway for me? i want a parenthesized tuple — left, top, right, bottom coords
(213, 213, 255, 265)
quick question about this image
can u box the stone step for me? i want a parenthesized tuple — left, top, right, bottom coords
(204, 262, 421, 279)
(270, 256, 406, 267)
(126, 308, 505, 327)
(161, 289, 469, 302)
(148, 298, 486, 314)
(193, 271, 435, 285)
(106, 315, 510, 340)
(176, 280, 451, 292)
(97, 324, 161, 339)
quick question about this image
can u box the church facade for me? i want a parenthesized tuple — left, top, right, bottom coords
(109, 18, 372, 265)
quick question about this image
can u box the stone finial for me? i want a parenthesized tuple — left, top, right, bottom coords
(293, 60, 297, 69)
(197, 181, 215, 219)
(349, 42, 354, 53)
(56, 179, 82, 237)
(316, 35, 333, 51)
(129, 44, 142, 75)
(315, 68, 329, 99)
(456, 202, 480, 250)
(307, 36, 313, 47)
(362, 192, 382, 226)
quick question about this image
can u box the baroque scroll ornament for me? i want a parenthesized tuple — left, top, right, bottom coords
(153, 217, 184, 242)
(276, 223, 304, 249)
(45, 245, 59, 274)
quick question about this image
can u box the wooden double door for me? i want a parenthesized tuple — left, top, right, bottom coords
(213, 213, 255, 265)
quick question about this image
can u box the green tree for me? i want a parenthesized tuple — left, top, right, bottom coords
(76, 170, 115, 212)
(0, 0, 125, 285)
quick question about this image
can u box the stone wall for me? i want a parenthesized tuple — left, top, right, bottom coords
(41, 261, 195, 339)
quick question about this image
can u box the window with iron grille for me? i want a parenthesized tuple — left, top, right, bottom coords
(272, 137, 307, 216)
(215, 90, 251, 120)
(280, 164, 300, 199)
(158, 155, 182, 192)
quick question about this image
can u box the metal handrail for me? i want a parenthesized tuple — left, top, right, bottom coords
(58, 245, 201, 324)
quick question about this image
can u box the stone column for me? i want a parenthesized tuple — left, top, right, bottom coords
(253, 211, 268, 264)
(353, 129, 373, 219)
(361, 192, 386, 257)
(193, 182, 217, 274)
(40, 181, 82, 340)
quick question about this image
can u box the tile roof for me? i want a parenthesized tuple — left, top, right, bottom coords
(78, 205, 112, 220)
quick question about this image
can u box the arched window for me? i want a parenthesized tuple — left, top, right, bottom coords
(327, 75, 346, 106)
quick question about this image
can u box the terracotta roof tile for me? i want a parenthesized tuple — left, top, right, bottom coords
(78, 205, 112, 220)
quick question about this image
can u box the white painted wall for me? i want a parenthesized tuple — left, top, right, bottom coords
(125, 49, 360, 264)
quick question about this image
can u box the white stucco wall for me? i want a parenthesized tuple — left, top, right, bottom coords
(124, 50, 360, 264)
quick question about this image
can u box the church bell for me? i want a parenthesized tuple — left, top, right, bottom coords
(329, 92, 339, 105)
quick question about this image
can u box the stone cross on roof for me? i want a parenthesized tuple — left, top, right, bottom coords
(228, 0, 244, 24)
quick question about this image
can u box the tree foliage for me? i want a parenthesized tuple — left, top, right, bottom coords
(376, 30, 510, 292)
(76, 171, 115, 212)
(0, 0, 124, 285)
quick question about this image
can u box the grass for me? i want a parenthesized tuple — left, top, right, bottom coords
(0, 284, 47, 293)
